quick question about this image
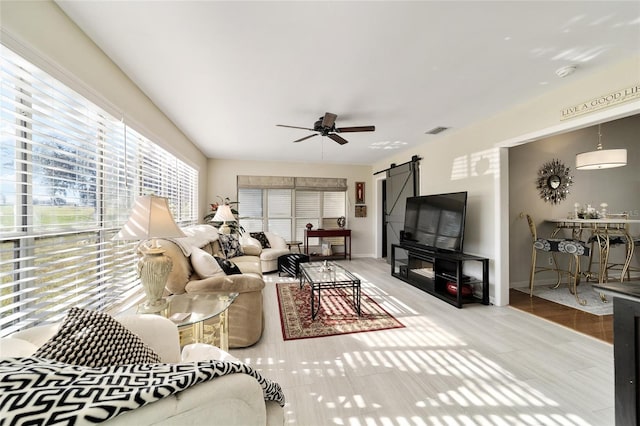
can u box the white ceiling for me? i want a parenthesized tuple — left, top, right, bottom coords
(55, 1, 640, 166)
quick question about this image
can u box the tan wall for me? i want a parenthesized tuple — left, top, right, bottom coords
(207, 159, 376, 257)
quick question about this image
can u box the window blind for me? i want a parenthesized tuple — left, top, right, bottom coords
(267, 189, 292, 240)
(0, 44, 198, 337)
(238, 189, 263, 232)
(238, 187, 346, 243)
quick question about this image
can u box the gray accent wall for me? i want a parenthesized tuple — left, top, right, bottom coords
(508, 114, 640, 287)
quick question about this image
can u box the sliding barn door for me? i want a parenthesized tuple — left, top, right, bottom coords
(384, 162, 419, 262)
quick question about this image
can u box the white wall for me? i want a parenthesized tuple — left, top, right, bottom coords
(207, 159, 376, 257)
(0, 0, 209, 209)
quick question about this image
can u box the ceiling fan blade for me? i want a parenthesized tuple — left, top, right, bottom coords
(277, 124, 315, 131)
(321, 112, 337, 129)
(335, 125, 375, 133)
(293, 134, 318, 143)
(328, 133, 348, 145)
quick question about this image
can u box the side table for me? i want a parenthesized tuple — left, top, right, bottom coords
(286, 241, 303, 252)
(139, 292, 238, 351)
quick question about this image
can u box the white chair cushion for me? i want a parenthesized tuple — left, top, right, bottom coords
(264, 232, 288, 250)
(0, 337, 39, 357)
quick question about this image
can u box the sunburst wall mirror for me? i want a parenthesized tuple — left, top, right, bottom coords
(536, 159, 573, 204)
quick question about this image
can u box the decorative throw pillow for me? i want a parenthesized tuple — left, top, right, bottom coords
(191, 247, 226, 278)
(33, 307, 161, 367)
(218, 233, 244, 258)
(214, 256, 242, 275)
(250, 232, 271, 249)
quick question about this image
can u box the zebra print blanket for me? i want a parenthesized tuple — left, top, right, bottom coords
(0, 357, 285, 425)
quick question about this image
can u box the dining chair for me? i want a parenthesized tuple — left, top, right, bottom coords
(586, 213, 633, 283)
(526, 214, 591, 305)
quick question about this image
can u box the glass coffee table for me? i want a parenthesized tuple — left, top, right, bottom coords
(142, 292, 238, 351)
(299, 261, 361, 320)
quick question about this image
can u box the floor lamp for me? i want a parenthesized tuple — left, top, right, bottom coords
(113, 195, 185, 313)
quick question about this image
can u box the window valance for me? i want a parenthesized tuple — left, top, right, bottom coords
(237, 176, 295, 189)
(237, 176, 347, 191)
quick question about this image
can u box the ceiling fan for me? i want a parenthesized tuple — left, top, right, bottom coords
(277, 112, 375, 145)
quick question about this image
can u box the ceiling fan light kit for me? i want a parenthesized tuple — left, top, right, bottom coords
(575, 124, 627, 170)
(277, 112, 375, 145)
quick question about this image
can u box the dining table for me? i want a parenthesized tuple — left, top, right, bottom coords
(546, 217, 640, 283)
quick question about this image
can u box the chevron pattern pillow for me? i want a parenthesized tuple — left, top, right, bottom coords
(33, 307, 161, 367)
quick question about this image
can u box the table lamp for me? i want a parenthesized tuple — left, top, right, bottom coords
(113, 195, 186, 313)
(212, 204, 237, 234)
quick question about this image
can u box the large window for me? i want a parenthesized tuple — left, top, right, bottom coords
(237, 176, 347, 244)
(0, 45, 198, 337)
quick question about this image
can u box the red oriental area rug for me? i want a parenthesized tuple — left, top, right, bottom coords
(276, 282, 404, 341)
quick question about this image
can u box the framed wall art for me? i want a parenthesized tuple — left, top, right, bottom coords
(355, 205, 367, 217)
(536, 159, 573, 204)
(355, 182, 365, 204)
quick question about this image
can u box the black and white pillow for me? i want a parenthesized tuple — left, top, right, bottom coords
(214, 256, 242, 275)
(250, 232, 271, 249)
(218, 234, 244, 258)
(33, 307, 161, 367)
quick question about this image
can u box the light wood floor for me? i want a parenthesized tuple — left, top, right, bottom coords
(231, 258, 614, 425)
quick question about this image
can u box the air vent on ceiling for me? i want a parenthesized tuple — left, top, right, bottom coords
(425, 126, 449, 135)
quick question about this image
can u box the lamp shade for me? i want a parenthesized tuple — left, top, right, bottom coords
(212, 204, 236, 222)
(113, 195, 186, 240)
(575, 149, 627, 170)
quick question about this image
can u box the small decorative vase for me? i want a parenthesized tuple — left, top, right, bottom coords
(306, 223, 313, 230)
(337, 216, 346, 228)
(600, 203, 608, 217)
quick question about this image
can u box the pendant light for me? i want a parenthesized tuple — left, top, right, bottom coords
(575, 124, 627, 170)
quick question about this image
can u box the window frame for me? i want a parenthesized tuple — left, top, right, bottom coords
(0, 44, 198, 337)
(238, 187, 346, 244)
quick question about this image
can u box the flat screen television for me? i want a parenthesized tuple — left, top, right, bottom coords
(401, 191, 468, 253)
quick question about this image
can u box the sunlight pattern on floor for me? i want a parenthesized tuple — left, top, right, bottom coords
(240, 259, 612, 425)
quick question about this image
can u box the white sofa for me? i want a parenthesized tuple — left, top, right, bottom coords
(241, 232, 291, 273)
(0, 315, 284, 426)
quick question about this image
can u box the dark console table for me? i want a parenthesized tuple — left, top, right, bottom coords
(304, 229, 351, 260)
(390, 243, 489, 308)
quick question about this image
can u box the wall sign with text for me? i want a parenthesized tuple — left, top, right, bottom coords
(561, 84, 640, 120)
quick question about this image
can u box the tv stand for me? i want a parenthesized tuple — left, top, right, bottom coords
(390, 244, 489, 308)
